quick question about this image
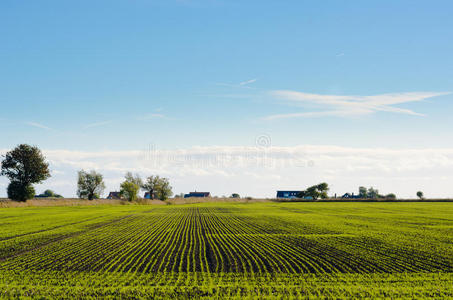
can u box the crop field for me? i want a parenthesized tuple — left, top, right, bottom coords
(0, 202, 452, 298)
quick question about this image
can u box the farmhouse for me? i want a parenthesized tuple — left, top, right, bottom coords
(184, 192, 211, 198)
(144, 192, 157, 199)
(341, 193, 361, 199)
(276, 191, 303, 199)
(106, 192, 122, 199)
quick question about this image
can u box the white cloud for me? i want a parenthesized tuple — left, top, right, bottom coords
(216, 79, 258, 89)
(83, 121, 112, 129)
(2, 146, 453, 199)
(239, 78, 258, 86)
(26, 122, 52, 130)
(265, 90, 450, 120)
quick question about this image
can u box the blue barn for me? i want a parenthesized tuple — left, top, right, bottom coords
(184, 192, 211, 198)
(276, 191, 303, 199)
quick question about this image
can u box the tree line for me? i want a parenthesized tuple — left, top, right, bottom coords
(0, 144, 172, 202)
(0, 144, 425, 202)
(77, 170, 172, 201)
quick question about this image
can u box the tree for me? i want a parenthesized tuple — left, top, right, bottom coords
(77, 170, 105, 200)
(125, 172, 142, 187)
(305, 186, 319, 199)
(417, 191, 424, 200)
(155, 177, 172, 201)
(367, 187, 379, 199)
(141, 175, 161, 199)
(36, 189, 63, 198)
(141, 175, 173, 201)
(120, 181, 140, 201)
(317, 182, 329, 199)
(304, 183, 330, 200)
(358, 186, 367, 198)
(231, 193, 240, 198)
(1, 144, 50, 201)
(7, 182, 35, 202)
(385, 193, 396, 200)
(120, 172, 142, 201)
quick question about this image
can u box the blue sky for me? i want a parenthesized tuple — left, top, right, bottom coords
(1, 1, 453, 198)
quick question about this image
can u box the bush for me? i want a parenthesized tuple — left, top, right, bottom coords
(385, 193, 397, 200)
(36, 189, 63, 198)
(120, 181, 140, 202)
(7, 182, 35, 202)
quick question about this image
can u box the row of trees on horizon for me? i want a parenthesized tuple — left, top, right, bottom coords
(1, 144, 426, 202)
(77, 170, 172, 201)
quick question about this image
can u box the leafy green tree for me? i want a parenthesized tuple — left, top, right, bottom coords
(120, 172, 143, 201)
(367, 187, 379, 199)
(385, 193, 396, 200)
(141, 175, 161, 199)
(358, 186, 367, 198)
(305, 185, 320, 199)
(155, 177, 172, 201)
(417, 191, 424, 200)
(125, 172, 142, 187)
(317, 182, 329, 199)
(231, 193, 240, 198)
(36, 189, 63, 198)
(77, 170, 105, 200)
(7, 182, 35, 202)
(303, 183, 329, 200)
(1, 144, 50, 201)
(120, 181, 140, 201)
(141, 175, 172, 201)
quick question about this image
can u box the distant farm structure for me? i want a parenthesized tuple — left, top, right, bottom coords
(276, 191, 303, 199)
(106, 192, 122, 200)
(341, 193, 361, 199)
(184, 192, 211, 198)
(144, 192, 157, 199)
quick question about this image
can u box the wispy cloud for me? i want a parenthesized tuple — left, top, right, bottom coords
(26, 122, 52, 130)
(216, 78, 258, 89)
(239, 78, 258, 86)
(83, 121, 112, 129)
(336, 52, 345, 57)
(265, 90, 450, 120)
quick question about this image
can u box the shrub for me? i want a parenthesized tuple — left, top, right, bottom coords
(120, 181, 140, 202)
(7, 182, 35, 202)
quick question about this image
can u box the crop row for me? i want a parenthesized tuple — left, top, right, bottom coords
(1, 206, 451, 274)
(0, 270, 452, 299)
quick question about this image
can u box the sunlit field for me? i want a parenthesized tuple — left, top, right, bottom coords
(0, 202, 452, 298)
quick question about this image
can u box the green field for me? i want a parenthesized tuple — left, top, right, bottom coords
(0, 202, 452, 299)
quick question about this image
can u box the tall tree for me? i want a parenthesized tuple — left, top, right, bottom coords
(367, 187, 379, 199)
(1, 144, 50, 201)
(77, 170, 105, 200)
(120, 172, 142, 201)
(155, 177, 172, 201)
(358, 186, 368, 198)
(317, 182, 329, 199)
(125, 172, 142, 187)
(304, 183, 330, 200)
(120, 181, 140, 201)
(141, 175, 161, 199)
(141, 175, 173, 201)
(417, 191, 424, 200)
